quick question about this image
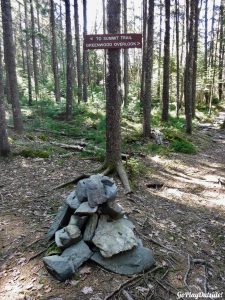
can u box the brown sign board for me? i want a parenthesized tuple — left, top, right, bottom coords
(84, 34, 142, 50)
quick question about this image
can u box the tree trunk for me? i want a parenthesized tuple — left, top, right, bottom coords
(140, 0, 147, 108)
(218, 0, 224, 101)
(204, 0, 208, 73)
(19, 3, 26, 73)
(1, 0, 23, 133)
(24, 0, 33, 106)
(142, 0, 154, 138)
(157, 0, 163, 100)
(36, 0, 44, 79)
(30, 0, 39, 99)
(50, 0, 60, 103)
(175, 0, 180, 116)
(184, 0, 194, 134)
(60, 0, 66, 79)
(192, 0, 200, 118)
(74, 0, 82, 103)
(123, 0, 129, 107)
(0, 39, 10, 156)
(161, 0, 170, 122)
(83, 0, 88, 102)
(65, 0, 74, 120)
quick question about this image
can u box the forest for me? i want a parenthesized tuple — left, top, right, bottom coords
(0, 0, 225, 299)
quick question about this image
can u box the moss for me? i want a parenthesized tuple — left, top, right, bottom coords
(20, 148, 50, 158)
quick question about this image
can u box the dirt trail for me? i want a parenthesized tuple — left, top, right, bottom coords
(0, 112, 225, 300)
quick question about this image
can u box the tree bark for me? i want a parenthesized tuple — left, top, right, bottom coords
(1, 0, 23, 133)
(142, 0, 154, 138)
(157, 0, 163, 100)
(123, 0, 129, 107)
(218, 0, 224, 101)
(50, 0, 61, 103)
(83, 0, 88, 102)
(161, 0, 170, 122)
(30, 0, 39, 99)
(0, 39, 10, 156)
(140, 0, 147, 108)
(65, 0, 74, 120)
(74, 0, 82, 103)
(204, 0, 208, 73)
(175, 0, 180, 116)
(24, 0, 33, 106)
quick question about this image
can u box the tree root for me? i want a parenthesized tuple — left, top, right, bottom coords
(116, 161, 132, 194)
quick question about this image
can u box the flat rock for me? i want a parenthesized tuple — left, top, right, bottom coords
(43, 255, 74, 281)
(76, 180, 88, 202)
(83, 214, 99, 242)
(69, 215, 88, 229)
(75, 202, 98, 215)
(55, 225, 81, 248)
(92, 215, 138, 257)
(91, 244, 155, 275)
(61, 240, 93, 270)
(101, 200, 125, 219)
(65, 191, 81, 210)
(46, 203, 74, 241)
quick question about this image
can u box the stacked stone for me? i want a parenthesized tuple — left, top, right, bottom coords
(43, 174, 155, 281)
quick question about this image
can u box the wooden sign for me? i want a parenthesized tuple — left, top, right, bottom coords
(84, 34, 142, 50)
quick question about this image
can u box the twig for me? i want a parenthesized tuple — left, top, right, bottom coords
(135, 229, 182, 256)
(203, 265, 208, 293)
(27, 249, 46, 262)
(183, 254, 191, 290)
(104, 266, 162, 300)
(155, 280, 178, 296)
(52, 174, 90, 190)
(121, 290, 134, 300)
(25, 237, 43, 248)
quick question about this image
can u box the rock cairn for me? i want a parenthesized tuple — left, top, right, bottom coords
(43, 174, 155, 281)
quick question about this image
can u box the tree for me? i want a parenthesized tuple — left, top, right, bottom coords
(175, 0, 180, 116)
(65, 0, 74, 120)
(184, 0, 195, 134)
(142, 0, 154, 138)
(24, 0, 33, 106)
(103, 0, 131, 193)
(123, 0, 129, 107)
(140, 0, 147, 107)
(1, 0, 23, 133)
(218, 0, 224, 101)
(74, 0, 82, 103)
(50, 0, 60, 103)
(30, 0, 39, 99)
(161, 0, 170, 122)
(0, 39, 10, 156)
(83, 0, 88, 102)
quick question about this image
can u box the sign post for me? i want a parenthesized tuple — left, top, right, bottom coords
(84, 34, 142, 50)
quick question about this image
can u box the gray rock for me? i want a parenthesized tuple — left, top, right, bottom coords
(55, 225, 81, 248)
(75, 202, 98, 215)
(61, 240, 93, 270)
(91, 244, 155, 275)
(86, 175, 106, 208)
(101, 200, 125, 219)
(101, 176, 117, 200)
(43, 255, 74, 281)
(65, 191, 81, 210)
(76, 180, 87, 202)
(68, 215, 88, 229)
(92, 215, 138, 257)
(83, 214, 99, 242)
(46, 203, 74, 241)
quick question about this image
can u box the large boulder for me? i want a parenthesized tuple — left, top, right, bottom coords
(92, 215, 138, 257)
(75, 202, 98, 215)
(65, 191, 81, 210)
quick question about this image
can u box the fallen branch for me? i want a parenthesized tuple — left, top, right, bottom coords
(116, 161, 132, 194)
(183, 254, 191, 290)
(121, 290, 134, 300)
(104, 266, 162, 300)
(52, 174, 91, 190)
(50, 141, 87, 151)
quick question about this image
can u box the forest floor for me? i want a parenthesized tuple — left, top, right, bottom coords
(0, 110, 225, 300)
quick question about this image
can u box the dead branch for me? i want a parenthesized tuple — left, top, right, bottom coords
(52, 174, 90, 190)
(116, 161, 132, 194)
(50, 141, 87, 151)
(183, 254, 191, 290)
(104, 266, 162, 300)
(135, 228, 182, 256)
(121, 290, 134, 300)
